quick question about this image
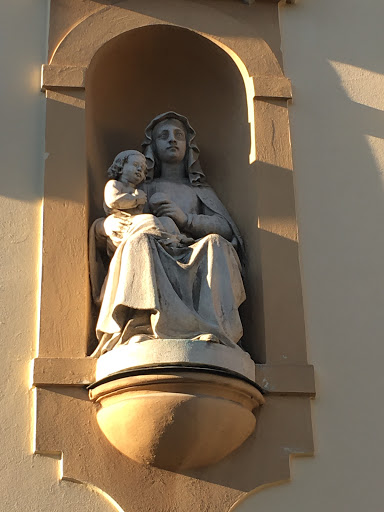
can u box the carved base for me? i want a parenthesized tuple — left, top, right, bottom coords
(89, 369, 264, 470)
(94, 338, 256, 381)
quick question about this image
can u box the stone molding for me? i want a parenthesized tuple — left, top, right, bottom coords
(89, 371, 265, 470)
(48, 7, 284, 78)
(41, 65, 86, 89)
(252, 75, 292, 99)
(42, 65, 292, 99)
(33, 357, 315, 396)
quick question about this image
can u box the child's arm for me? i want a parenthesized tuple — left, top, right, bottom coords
(104, 180, 146, 209)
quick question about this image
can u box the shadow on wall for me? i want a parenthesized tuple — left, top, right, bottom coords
(279, 0, 384, 363)
(226, 3, 384, 511)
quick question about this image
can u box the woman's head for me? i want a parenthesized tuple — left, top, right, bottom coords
(152, 118, 187, 165)
(142, 112, 206, 186)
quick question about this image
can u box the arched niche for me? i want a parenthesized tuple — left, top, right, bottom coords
(38, 11, 306, 367)
(35, 4, 315, 510)
(86, 24, 264, 358)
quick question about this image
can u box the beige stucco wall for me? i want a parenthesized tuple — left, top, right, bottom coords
(1, 0, 384, 510)
(0, 2, 114, 510)
(234, 0, 384, 509)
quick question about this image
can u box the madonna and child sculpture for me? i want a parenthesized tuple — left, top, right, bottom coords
(88, 113, 263, 470)
(90, 111, 246, 357)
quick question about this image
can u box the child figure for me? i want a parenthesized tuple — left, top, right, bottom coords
(104, 150, 192, 253)
(104, 150, 148, 250)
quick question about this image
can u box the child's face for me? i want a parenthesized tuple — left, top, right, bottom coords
(121, 155, 146, 185)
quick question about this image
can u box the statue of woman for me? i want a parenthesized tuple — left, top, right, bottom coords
(90, 112, 246, 357)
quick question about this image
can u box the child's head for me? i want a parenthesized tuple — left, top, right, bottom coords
(107, 150, 147, 186)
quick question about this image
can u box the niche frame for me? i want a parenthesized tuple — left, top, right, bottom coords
(33, 2, 315, 511)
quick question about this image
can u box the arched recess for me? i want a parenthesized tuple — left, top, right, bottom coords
(35, 4, 315, 511)
(47, 0, 290, 168)
(39, 7, 305, 366)
(86, 24, 264, 357)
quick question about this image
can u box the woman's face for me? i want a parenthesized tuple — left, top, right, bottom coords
(153, 119, 187, 164)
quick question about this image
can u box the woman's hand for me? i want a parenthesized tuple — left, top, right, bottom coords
(135, 189, 147, 206)
(155, 199, 187, 229)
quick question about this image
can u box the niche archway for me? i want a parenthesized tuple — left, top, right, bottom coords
(34, 4, 315, 510)
(86, 24, 264, 357)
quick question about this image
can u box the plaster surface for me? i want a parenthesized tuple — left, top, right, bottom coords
(4, 0, 384, 510)
(234, 0, 384, 509)
(1, 0, 314, 510)
(0, 2, 115, 511)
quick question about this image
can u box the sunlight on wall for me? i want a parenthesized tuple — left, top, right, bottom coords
(209, 39, 256, 164)
(365, 135, 384, 178)
(330, 60, 384, 187)
(329, 61, 384, 111)
(86, 485, 125, 512)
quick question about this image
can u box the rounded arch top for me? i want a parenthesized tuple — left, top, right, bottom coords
(49, 0, 285, 79)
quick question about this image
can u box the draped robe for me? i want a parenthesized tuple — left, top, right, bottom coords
(90, 179, 246, 356)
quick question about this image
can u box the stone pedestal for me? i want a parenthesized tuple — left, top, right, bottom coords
(89, 339, 264, 470)
(95, 339, 256, 381)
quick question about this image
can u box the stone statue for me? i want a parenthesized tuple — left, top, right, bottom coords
(103, 150, 148, 252)
(89, 112, 246, 357)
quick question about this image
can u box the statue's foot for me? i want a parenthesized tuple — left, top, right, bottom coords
(191, 334, 222, 344)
